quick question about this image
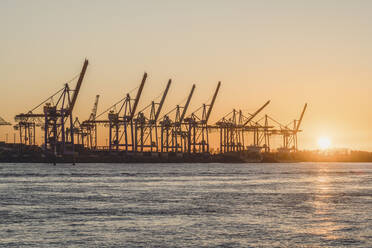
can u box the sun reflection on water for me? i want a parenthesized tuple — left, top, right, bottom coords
(306, 166, 344, 241)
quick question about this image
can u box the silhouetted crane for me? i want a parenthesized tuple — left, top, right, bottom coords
(14, 59, 88, 156)
(185, 81, 221, 153)
(134, 79, 171, 152)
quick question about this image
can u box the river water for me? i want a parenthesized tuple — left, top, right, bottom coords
(0, 162, 371, 247)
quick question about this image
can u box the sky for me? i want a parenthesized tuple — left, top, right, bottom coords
(1, 0, 372, 150)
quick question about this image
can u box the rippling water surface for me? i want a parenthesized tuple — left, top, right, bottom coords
(0, 162, 371, 247)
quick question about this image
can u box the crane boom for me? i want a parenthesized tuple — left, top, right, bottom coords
(68, 59, 89, 115)
(129, 72, 147, 120)
(0, 116, 10, 125)
(179, 84, 195, 123)
(295, 103, 307, 132)
(155, 79, 171, 121)
(242, 100, 270, 126)
(205, 81, 221, 123)
(89, 95, 100, 121)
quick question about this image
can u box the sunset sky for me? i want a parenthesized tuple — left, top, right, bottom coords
(1, 0, 372, 150)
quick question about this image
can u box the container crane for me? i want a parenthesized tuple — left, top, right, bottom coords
(160, 84, 195, 153)
(215, 100, 270, 153)
(134, 79, 171, 152)
(185, 81, 221, 153)
(14, 59, 88, 156)
(78, 95, 100, 148)
(102, 73, 147, 151)
(265, 103, 307, 152)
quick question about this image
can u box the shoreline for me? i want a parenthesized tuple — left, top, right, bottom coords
(3, 142, 372, 163)
(2, 151, 372, 164)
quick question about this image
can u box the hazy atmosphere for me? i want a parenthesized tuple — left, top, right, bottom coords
(1, 0, 372, 150)
(2, 2, 372, 247)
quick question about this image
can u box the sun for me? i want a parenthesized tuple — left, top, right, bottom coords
(317, 137, 331, 150)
